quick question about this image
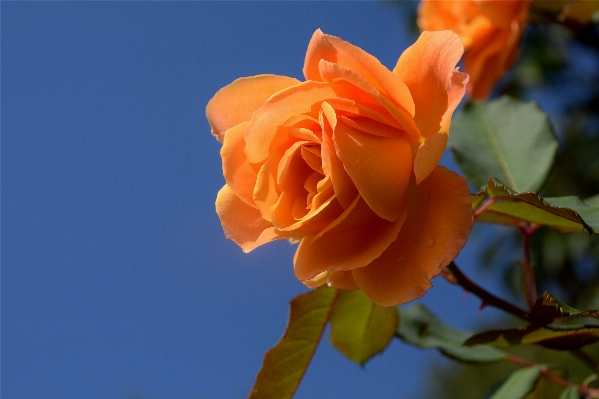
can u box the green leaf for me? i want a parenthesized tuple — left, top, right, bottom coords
(396, 304, 507, 363)
(329, 290, 398, 365)
(489, 366, 542, 399)
(584, 194, 599, 208)
(559, 386, 580, 399)
(474, 178, 599, 234)
(528, 291, 599, 325)
(449, 96, 558, 192)
(465, 324, 599, 350)
(524, 368, 568, 399)
(249, 286, 339, 399)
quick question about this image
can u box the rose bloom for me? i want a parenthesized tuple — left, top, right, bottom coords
(418, 0, 531, 99)
(207, 30, 472, 306)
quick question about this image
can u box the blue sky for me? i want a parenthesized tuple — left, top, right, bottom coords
(2, 3, 511, 398)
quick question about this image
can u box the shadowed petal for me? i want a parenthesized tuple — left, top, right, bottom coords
(327, 271, 359, 290)
(320, 102, 358, 209)
(352, 166, 472, 306)
(334, 120, 412, 222)
(294, 196, 407, 281)
(207, 75, 300, 142)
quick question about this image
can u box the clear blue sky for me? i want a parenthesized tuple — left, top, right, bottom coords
(2, 3, 510, 398)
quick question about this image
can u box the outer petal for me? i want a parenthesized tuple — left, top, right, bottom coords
(304, 29, 415, 116)
(294, 196, 407, 281)
(334, 119, 412, 222)
(216, 185, 280, 252)
(352, 166, 472, 306)
(221, 121, 257, 206)
(412, 69, 468, 185)
(393, 31, 465, 139)
(206, 75, 300, 142)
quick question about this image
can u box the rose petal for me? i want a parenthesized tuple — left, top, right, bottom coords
(215, 185, 280, 252)
(352, 166, 472, 306)
(244, 81, 356, 164)
(338, 115, 405, 138)
(393, 31, 465, 139)
(327, 271, 359, 290)
(253, 146, 286, 222)
(304, 29, 415, 116)
(334, 120, 412, 222)
(476, 1, 529, 28)
(302, 271, 330, 288)
(294, 196, 407, 281)
(318, 60, 420, 143)
(324, 97, 401, 128)
(206, 75, 300, 143)
(320, 102, 359, 209)
(221, 121, 258, 206)
(413, 132, 448, 185)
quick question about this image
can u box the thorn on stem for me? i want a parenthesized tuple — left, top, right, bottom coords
(478, 300, 489, 312)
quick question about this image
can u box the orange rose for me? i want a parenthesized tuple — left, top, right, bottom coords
(207, 30, 472, 306)
(419, 0, 531, 99)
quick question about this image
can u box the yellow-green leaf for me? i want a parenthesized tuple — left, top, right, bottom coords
(329, 290, 398, 365)
(465, 324, 599, 350)
(249, 286, 339, 399)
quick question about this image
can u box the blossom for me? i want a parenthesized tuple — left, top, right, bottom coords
(207, 29, 472, 306)
(418, 0, 531, 99)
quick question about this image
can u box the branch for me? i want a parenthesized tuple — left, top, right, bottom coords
(446, 261, 529, 321)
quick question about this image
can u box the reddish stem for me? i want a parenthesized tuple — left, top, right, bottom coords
(472, 198, 497, 221)
(519, 223, 540, 310)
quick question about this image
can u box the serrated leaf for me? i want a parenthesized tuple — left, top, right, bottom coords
(396, 304, 507, 363)
(449, 96, 558, 192)
(329, 290, 398, 365)
(528, 291, 599, 324)
(465, 324, 599, 350)
(559, 386, 581, 399)
(249, 286, 339, 399)
(474, 178, 599, 234)
(490, 366, 542, 399)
